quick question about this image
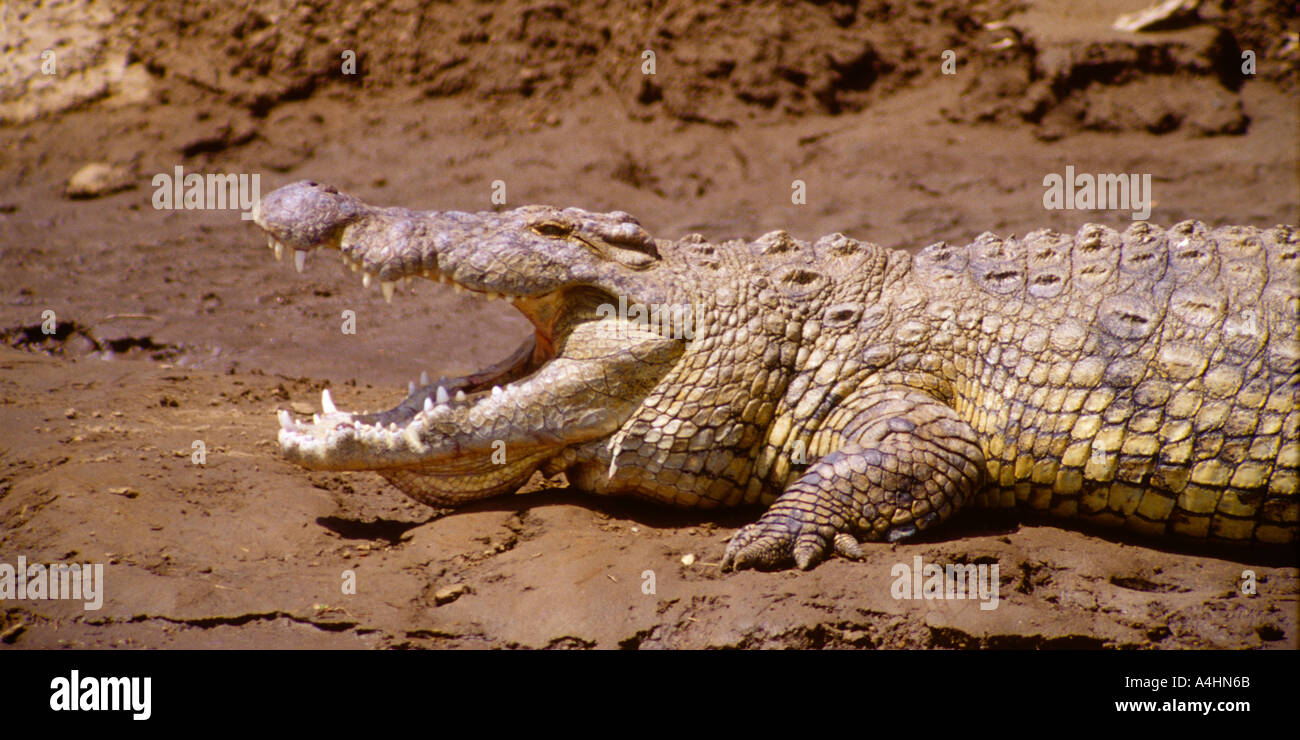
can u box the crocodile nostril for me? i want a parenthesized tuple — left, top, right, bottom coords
(323, 185, 338, 194)
(306, 181, 318, 187)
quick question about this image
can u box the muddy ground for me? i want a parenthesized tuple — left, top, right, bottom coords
(0, 0, 1296, 649)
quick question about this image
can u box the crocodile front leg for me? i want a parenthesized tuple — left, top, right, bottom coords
(723, 387, 986, 570)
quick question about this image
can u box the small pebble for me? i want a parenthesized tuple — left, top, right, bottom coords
(65, 162, 135, 199)
(434, 584, 469, 605)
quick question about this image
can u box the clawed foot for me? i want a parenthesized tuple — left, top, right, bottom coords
(721, 509, 865, 571)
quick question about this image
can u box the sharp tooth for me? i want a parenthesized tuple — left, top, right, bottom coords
(420, 371, 430, 386)
(277, 409, 293, 428)
(403, 277, 411, 288)
(294, 250, 307, 273)
(504, 295, 516, 303)
(351, 263, 360, 273)
(363, 273, 372, 288)
(408, 381, 416, 395)
(312, 413, 320, 424)
(341, 253, 349, 265)
(487, 292, 502, 300)
(453, 284, 464, 295)
(491, 385, 503, 399)
(274, 242, 284, 261)
(267, 235, 275, 249)
(404, 423, 426, 452)
(424, 397, 434, 412)
(321, 388, 337, 414)
(382, 281, 396, 303)
(436, 386, 449, 404)
(455, 390, 466, 402)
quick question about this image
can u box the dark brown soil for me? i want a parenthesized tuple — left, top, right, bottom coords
(0, 0, 1296, 649)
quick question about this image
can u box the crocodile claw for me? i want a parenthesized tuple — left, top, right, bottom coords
(723, 514, 865, 571)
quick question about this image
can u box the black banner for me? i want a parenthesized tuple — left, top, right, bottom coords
(3, 649, 1290, 728)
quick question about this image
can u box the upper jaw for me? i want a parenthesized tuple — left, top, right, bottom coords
(257, 208, 527, 307)
(255, 180, 565, 307)
(254, 180, 675, 308)
(252, 180, 516, 304)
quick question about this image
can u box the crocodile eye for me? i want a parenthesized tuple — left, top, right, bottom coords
(532, 222, 570, 238)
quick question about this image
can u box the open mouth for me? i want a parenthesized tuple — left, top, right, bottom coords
(265, 230, 565, 452)
(253, 178, 686, 488)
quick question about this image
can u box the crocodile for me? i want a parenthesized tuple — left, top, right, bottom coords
(253, 180, 1298, 570)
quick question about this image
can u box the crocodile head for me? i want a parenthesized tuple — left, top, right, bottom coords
(253, 180, 694, 504)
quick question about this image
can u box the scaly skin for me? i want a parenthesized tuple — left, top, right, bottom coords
(253, 181, 1299, 570)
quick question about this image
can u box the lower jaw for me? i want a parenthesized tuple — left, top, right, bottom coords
(284, 331, 547, 440)
(379, 448, 555, 506)
(283, 290, 596, 439)
(389, 332, 548, 425)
